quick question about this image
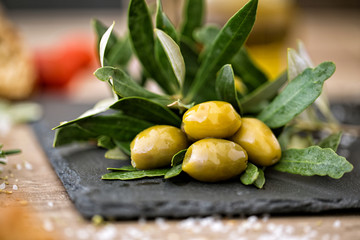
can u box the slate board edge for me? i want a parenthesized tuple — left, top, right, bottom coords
(31, 121, 360, 220)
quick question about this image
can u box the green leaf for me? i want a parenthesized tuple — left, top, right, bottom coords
(128, 0, 177, 94)
(107, 165, 137, 171)
(165, 164, 183, 179)
(232, 47, 268, 92)
(240, 163, 259, 185)
(273, 146, 353, 179)
(105, 148, 128, 160)
(254, 168, 265, 189)
(180, 38, 200, 96)
(240, 71, 287, 114)
(53, 98, 115, 130)
(107, 34, 133, 67)
(99, 22, 115, 67)
(77, 113, 153, 142)
(114, 140, 131, 156)
(257, 62, 336, 128)
(318, 132, 342, 152)
(94, 66, 172, 106)
(180, 0, 204, 41)
(185, 0, 258, 102)
(156, 0, 178, 43)
(155, 29, 185, 86)
(97, 135, 116, 150)
(102, 168, 169, 180)
(215, 64, 241, 112)
(110, 97, 181, 127)
(53, 124, 97, 147)
(92, 19, 117, 56)
(193, 24, 220, 50)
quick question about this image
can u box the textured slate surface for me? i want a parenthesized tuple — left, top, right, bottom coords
(32, 101, 360, 219)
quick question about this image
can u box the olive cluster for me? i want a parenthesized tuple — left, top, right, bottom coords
(130, 101, 281, 182)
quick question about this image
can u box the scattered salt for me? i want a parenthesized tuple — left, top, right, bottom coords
(96, 225, 117, 240)
(12, 184, 18, 190)
(333, 220, 341, 228)
(138, 217, 147, 225)
(155, 217, 169, 230)
(125, 227, 144, 239)
(48, 201, 54, 208)
(16, 163, 22, 170)
(24, 161, 33, 170)
(0, 166, 3, 172)
(43, 219, 54, 232)
(76, 229, 90, 239)
(262, 214, 270, 222)
(0, 182, 5, 189)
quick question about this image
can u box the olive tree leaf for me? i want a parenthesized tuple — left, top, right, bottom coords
(318, 132, 342, 152)
(128, 0, 178, 94)
(156, 0, 178, 43)
(102, 169, 169, 180)
(165, 149, 187, 179)
(180, 0, 204, 41)
(240, 71, 287, 114)
(185, 0, 258, 102)
(155, 29, 186, 86)
(105, 148, 128, 160)
(232, 47, 268, 92)
(288, 41, 314, 81)
(257, 62, 336, 128)
(53, 124, 98, 147)
(99, 21, 115, 67)
(215, 64, 241, 113)
(107, 34, 133, 67)
(97, 135, 116, 150)
(53, 98, 115, 130)
(77, 113, 153, 142)
(273, 146, 353, 179)
(114, 140, 131, 156)
(110, 97, 181, 127)
(92, 19, 117, 56)
(107, 165, 137, 171)
(240, 163, 259, 185)
(193, 24, 220, 50)
(94, 66, 173, 106)
(254, 168, 265, 189)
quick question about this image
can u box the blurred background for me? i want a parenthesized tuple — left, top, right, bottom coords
(0, 0, 359, 103)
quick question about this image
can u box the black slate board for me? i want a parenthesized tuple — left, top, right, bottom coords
(32, 101, 360, 219)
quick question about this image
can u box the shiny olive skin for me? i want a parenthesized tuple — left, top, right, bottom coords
(182, 138, 248, 182)
(182, 101, 242, 140)
(130, 125, 188, 170)
(230, 117, 281, 167)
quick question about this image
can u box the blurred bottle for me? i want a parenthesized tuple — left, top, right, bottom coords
(207, 0, 296, 79)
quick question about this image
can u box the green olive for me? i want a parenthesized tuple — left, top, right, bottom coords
(182, 138, 248, 182)
(182, 101, 242, 140)
(130, 125, 188, 170)
(230, 117, 281, 167)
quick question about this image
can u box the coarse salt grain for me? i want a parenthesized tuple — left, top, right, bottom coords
(76, 229, 90, 239)
(96, 225, 117, 240)
(16, 163, 22, 170)
(43, 219, 54, 232)
(0, 182, 5, 190)
(12, 184, 18, 190)
(155, 217, 169, 230)
(24, 161, 33, 170)
(48, 201, 54, 207)
(333, 220, 341, 228)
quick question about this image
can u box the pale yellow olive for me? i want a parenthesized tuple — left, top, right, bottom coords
(182, 138, 248, 182)
(230, 117, 281, 167)
(130, 125, 188, 170)
(182, 101, 242, 140)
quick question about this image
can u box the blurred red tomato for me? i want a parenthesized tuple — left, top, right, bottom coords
(34, 35, 96, 90)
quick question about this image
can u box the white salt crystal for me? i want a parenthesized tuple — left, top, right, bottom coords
(48, 201, 54, 207)
(16, 163, 22, 170)
(43, 219, 54, 232)
(12, 184, 18, 190)
(0, 182, 5, 190)
(96, 225, 117, 240)
(155, 217, 169, 230)
(333, 220, 341, 228)
(24, 161, 33, 170)
(76, 229, 90, 239)
(125, 227, 143, 239)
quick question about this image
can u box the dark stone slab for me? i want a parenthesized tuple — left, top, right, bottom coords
(32, 102, 360, 219)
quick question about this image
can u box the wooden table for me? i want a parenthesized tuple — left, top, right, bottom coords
(1, 125, 360, 239)
(1, 7, 360, 240)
